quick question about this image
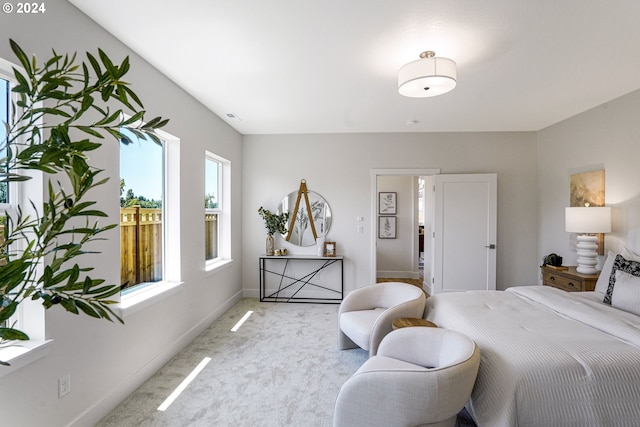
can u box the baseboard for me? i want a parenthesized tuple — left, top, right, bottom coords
(71, 290, 243, 427)
(243, 288, 260, 299)
(377, 270, 420, 279)
(423, 280, 433, 295)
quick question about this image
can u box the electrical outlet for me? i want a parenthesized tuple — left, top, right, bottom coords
(58, 374, 71, 398)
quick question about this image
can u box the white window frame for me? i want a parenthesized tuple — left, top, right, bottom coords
(205, 154, 222, 264)
(118, 127, 182, 315)
(205, 151, 232, 272)
(0, 58, 51, 377)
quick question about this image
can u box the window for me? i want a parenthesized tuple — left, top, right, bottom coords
(0, 75, 9, 205)
(119, 127, 181, 305)
(0, 59, 48, 371)
(205, 151, 231, 269)
(120, 129, 164, 293)
(0, 73, 9, 330)
(205, 155, 221, 262)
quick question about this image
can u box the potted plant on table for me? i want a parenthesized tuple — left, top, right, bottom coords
(258, 207, 289, 256)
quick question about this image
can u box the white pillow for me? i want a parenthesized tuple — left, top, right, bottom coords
(611, 270, 640, 316)
(621, 244, 640, 262)
(595, 248, 640, 294)
(595, 251, 616, 294)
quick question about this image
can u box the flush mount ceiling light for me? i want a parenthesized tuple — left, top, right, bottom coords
(398, 51, 457, 98)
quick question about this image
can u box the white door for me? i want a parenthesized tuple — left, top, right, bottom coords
(433, 174, 497, 293)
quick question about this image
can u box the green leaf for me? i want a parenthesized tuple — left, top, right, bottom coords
(95, 109, 122, 127)
(98, 48, 117, 77)
(9, 39, 32, 75)
(87, 284, 120, 298)
(122, 85, 143, 109)
(59, 298, 78, 315)
(121, 111, 144, 126)
(76, 126, 104, 139)
(0, 327, 30, 341)
(0, 301, 19, 322)
(75, 300, 100, 318)
(85, 51, 102, 77)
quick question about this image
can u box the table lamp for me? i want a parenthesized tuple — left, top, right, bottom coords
(565, 206, 611, 274)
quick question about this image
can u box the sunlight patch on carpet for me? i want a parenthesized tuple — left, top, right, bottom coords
(230, 310, 253, 332)
(157, 357, 212, 411)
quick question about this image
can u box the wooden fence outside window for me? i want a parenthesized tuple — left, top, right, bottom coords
(205, 213, 218, 261)
(120, 207, 163, 289)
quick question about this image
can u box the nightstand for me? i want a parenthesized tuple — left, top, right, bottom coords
(540, 265, 599, 292)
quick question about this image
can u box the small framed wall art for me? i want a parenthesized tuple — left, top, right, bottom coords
(378, 192, 397, 215)
(378, 216, 397, 239)
(324, 241, 337, 257)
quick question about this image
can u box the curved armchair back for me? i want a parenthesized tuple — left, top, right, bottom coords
(338, 282, 426, 356)
(334, 327, 480, 427)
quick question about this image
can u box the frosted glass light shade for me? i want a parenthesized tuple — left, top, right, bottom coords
(398, 53, 457, 98)
(565, 207, 612, 233)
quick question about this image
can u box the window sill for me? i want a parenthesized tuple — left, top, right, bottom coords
(118, 281, 184, 317)
(205, 258, 234, 276)
(0, 339, 53, 379)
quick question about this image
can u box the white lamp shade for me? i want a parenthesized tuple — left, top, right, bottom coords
(398, 55, 457, 98)
(565, 207, 612, 233)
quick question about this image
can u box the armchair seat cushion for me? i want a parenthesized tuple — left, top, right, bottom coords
(359, 355, 430, 372)
(339, 308, 385, 351)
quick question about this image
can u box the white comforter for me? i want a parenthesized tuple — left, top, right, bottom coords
(424, 286, 640, 427)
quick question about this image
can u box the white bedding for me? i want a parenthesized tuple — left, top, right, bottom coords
(424, 286, 640, 427)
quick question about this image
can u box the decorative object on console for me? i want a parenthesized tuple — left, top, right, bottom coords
(398, 51, 457, 98)
(324, 241, 336, 257)
(316, 236, 325, 256)
(258, 206, 289, 256)
(565, 205, 611, 274)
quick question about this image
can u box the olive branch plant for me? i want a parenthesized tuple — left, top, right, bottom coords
(0, 39, 168, 365)
(258, 206, 290, 236)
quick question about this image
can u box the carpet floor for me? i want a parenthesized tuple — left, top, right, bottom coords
(96, 298, 476, 427)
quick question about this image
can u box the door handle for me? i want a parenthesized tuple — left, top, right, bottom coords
(485, 244, 496, 249)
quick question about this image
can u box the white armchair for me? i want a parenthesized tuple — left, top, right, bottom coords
(334, 327, 480, 427)
(338, 282, 426, 357)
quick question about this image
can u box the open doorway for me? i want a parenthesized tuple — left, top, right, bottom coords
(370, 169, 439, 291)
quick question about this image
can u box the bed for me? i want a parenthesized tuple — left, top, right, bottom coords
(424, 256, 640, 427)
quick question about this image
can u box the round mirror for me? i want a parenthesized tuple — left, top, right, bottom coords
(278, 190, 332, 246)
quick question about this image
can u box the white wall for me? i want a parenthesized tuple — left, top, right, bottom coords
(376, 175, 416, 278)
(242, 132, 539, 295)
(1, 1, 243, 425)
(537, 89, 640, 269)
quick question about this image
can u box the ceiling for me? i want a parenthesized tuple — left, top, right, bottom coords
(69, 0, 640, 135)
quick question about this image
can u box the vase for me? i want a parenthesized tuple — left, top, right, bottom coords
(266, 234, 275, 256)
(316, 236, 325, 256)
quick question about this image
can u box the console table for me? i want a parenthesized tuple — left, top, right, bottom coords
(259, 255, 344, 303)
